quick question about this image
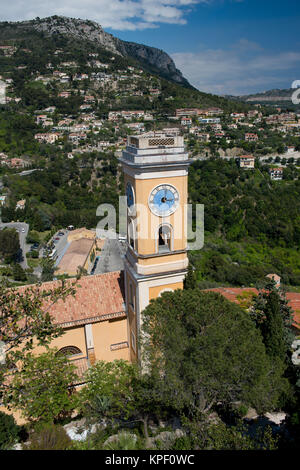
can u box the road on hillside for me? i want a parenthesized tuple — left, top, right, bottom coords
(0, 222, 29, 269)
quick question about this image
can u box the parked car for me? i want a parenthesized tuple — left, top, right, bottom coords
(58, 232, 64, 236)
(30, 243, 39, 251)
(54, 237, 60, 241)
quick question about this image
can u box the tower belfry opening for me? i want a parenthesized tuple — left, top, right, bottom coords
(158, 225, 171, 253)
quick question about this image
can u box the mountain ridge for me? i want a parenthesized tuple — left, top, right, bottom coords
(0, 15, 190, 87)
(225, 88, 294, 103)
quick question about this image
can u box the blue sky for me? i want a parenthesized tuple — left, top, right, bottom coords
(2, 0, 300, 95)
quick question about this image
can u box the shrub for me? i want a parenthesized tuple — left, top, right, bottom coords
(0, 411, 20, 450)
(23, 423, 72, 450)
(103, 431, 140, 450)
(171, 436, 193, 450)
(27, 250, 39, 259)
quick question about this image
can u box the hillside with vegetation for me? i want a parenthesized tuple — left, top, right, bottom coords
(0, 16, 299, 290)
(188, 158, 300, 288)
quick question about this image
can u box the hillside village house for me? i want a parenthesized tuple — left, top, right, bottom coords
(7, 158, 28, 169)
(58, 91, 71, 98)
(239, 155, 255, 169)
(181, 117, 192, 126)
(245, 133, 259, 142)
(69, 132, 87, 142)
(16, 199, 26, 210)
(36, 115, 48, 124)
(34, 132, 60, 144)
(231, 113, 245, 119)
(126, 123, 145, 133)
(269, 167, 284, 180)
(199, 118, 221, 124)
(177, 107, 224, 118)
(108, 110, 146, 121)
(176, 108, 200, 117)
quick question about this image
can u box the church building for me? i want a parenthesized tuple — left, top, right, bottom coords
(2, 132, 191, 388)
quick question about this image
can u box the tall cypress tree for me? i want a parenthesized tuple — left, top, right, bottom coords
(184, 264, 197, 290)
(260, 291, 287, 361)
(251, 279, 295, 362)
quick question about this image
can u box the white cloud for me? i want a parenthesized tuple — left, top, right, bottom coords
(0, 0, 205, 30)
(172, 42, 300, 95)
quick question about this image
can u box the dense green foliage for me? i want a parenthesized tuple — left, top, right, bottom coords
(189, 158, 300, 246)
(5, 349, 78, 423)
(80, 360, 165, 447)
(0, 411, 20, 450)
(1, 152, 120, 230)
(0, 280, 77, 395)
(188, 158, 300, 287)
(23, 423, 72, 450)
(0, 228, 20, 262)
(0, 111, 38, 154)
(141, 290, 289, 417)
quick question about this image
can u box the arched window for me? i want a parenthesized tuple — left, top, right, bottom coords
(158, 288, 174, 297)
(157, 224, 172, 253)
(57, 346, 82, 357)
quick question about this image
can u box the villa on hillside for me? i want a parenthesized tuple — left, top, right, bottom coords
(239, 155, 255, 169)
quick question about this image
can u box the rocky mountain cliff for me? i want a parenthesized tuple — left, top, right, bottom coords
(0, 16, 189, 86)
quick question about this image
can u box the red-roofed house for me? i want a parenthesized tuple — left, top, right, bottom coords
(207, 287, 300, 332)
(239, 155, 255, 169)
(15, 271, 129, 369)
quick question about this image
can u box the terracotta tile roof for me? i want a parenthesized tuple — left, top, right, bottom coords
(207, 287, 258, 304)
(207, 287, 300, 331)
(16, 271, 126, 327)
(286, 293, 300, 330)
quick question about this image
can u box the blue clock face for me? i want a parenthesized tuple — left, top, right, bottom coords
(149, 184, 179, 217)
(126, 183, 134, 209)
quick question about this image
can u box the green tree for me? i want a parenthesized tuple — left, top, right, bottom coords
(26, 231, 40, 245)
(251, 279, 295, 359)
(141, 290, 289, 419)
(4, 349, 78, 424)
(80, 360, 164, 447)
(184, 264, 197, 290)
(12, 263, 27, 282)
(40, 256, 56, 282)
(0, 411, 20, 450)
(80, 360, 136, 423)
(182, 419, 278, 450)
(0, 280, 77, 397)
(23, 423, 72, 450)
(0, 228, 20, 262)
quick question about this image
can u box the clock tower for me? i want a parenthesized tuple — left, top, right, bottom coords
(121, 132, 191, 361)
